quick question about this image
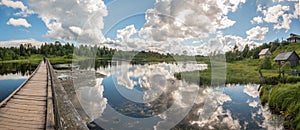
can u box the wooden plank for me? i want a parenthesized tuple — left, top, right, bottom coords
(8, 101, 46, 107)
(5, 102, 46, 111)
(18, 88, 46, 92)
(18, 89, 46, 93)
(8, 98, 46, 106)
(0, 120, 44, 129)
(23, 82, 47, 86)
(18, 89, 46, 94)
(23, 85, 47, 89)
(21, 86, 46, 89)
(0, 109, 45, 118)
(12, 95, 46, 101)
(0, 107, 45, 114)
(24, 81, 47, 84)
(0, 113, 45, 122)
(30, 77, 47, 80)
(15, 92, 47, 97)
(31, 76, 47, 79)
(0, 125, 43, 130)
(0, 115, 45, 124)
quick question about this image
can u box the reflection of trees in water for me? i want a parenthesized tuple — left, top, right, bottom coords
(74, 59, 112, 70)
(0, 62, 38, 76)
(75, 58, 177, 71)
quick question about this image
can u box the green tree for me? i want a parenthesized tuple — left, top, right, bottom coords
(242, 44, 249, 58)
(270, 41, 280, 52)
(19, 44, 27, 56)
(260, 57, 272, 69)
(252, 48, 260, 59)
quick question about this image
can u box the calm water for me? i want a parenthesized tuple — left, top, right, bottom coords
(0, 62, 38, 102)
(67, 60, 283, 130)
(0, 79, 26, 102)
(0, 59, 285, 129)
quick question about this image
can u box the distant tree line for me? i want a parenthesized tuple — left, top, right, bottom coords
(0, 41, 74, 60)
(0, 41, 118, 60)
(2, 40, 290, 62)
(0, 41, 176, 61)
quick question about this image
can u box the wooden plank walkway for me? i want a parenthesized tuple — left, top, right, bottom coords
(0, 62, 50, 130)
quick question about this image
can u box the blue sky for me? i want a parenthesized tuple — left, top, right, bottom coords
(0, 0, 299, 54)
(220, 0, 300, 42)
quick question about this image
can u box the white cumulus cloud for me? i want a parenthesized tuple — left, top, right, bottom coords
(139, 0, 245, 41)
(251, 16, 263, 24)
(112, 0, 247, 55)
(0, 0, 27, 11)
(0, 39, 43, 47)
(259, 2, 299, 31)
(27, 0, 108, 43)
(6, 18, 31, 28)
(263, 5, 290, 23)
(69, 26, 83, 35)
(246, 26, 269, 41)
(0, 0, 34, 17)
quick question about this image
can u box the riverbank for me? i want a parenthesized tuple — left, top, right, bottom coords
(0, 54, 73, 64)
(175, 58, 300, 85)
(175, 59, 264, 85)
(260, 83, 300, 129)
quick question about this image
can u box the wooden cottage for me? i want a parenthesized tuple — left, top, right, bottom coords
(287, 33, 300, 43)
(274, 51, 300, 67)
(259, 48, 272, 59)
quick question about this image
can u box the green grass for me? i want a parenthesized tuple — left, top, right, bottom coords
(271, 43, 300, 59)
(0, 54, 77, 64)
(175, 58, 263, 85)
(0, 54, 44, 64)
(226, 60, 260, 83)
(260, 83, 300, 129)
(176, 56, 300, 86)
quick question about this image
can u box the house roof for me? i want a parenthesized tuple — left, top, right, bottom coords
(274, 51, 300, 61)
(288, 33, 300, 40)
(259, 48, 271, 56)
(290, 33, 300, 37)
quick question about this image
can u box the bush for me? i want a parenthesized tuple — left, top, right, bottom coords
(260, 57, 272, 69)
(272, 62, 279, 69)
(264, 76, 279, 85)
(285, 76, 300, 83)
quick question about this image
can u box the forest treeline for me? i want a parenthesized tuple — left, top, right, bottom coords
(0, 41, 175, 61)
(1, 39, 291, 62)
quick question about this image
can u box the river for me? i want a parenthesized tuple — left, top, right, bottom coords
(0, 62, 38, 102)
(60, 60, 284, 130)
(0, 60, 284, 129)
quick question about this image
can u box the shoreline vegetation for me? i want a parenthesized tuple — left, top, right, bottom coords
(1, 40, 300, 129)
(175, 41, 300, 129)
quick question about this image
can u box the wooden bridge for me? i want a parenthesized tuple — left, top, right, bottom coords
(0, 60, 88, 130)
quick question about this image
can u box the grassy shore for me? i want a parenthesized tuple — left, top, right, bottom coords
(0, 54, 79, 65)
(260, 83, 300, 129)
(175, 58, 281, 85)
